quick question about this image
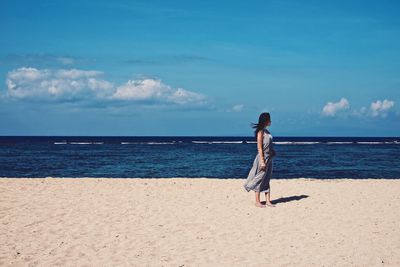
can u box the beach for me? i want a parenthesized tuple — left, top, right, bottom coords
(1, 178, 400, 266)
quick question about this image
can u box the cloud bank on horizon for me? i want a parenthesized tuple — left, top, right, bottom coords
(4, 67, 208, 107)
(3, 67, 398, 119)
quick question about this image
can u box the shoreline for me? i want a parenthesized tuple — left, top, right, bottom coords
(1, 178, 400, 266)
(1, 177, 399, 179)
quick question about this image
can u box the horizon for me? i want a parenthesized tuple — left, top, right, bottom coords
(0, 135, 399, 138)
(1, 0, 399, 136)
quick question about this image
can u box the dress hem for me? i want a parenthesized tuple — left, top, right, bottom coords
(243, 186, 270, 193)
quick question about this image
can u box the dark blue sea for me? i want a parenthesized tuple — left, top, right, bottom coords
(0, 136, 399, 179)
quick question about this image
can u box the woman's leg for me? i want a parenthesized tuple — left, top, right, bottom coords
(265, 191, 276, 207)
(264, 160, 275, 207)
(255, 191, 265, 208)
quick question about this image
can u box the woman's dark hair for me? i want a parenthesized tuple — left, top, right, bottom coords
(251, 112, 270, 137)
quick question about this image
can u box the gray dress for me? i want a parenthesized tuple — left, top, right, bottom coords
(244, 129, 275, 193)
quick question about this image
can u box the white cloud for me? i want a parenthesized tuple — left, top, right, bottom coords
(5, 67, 207, 107)
(322, 98, 350, 116)
(6, 67, 112, 100)
(231, 104, 244, 112)
(324, 98, 396, 119)
(112, 79, 167, 101)
(370, 99, 395, 117)
(8, 67, 49, 81)
(167, 88, 206, 104)
(56, 69, 102, 79)
(112, 79, 206, 105)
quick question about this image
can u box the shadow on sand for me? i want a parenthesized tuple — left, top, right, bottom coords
(265, 195, 309, 205)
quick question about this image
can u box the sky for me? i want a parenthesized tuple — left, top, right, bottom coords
(0, 0, 399, 136)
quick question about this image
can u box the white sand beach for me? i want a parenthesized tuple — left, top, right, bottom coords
(1, 178, 400, 266)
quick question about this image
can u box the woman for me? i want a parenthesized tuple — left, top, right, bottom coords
(244, 112, 276, 208)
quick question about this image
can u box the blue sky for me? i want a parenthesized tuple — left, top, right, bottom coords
(0, 0, 399, 136)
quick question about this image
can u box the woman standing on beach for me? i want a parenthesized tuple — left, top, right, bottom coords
(244, 112, 276, 208)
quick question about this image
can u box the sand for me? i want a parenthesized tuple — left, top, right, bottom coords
(1, 178, 400, 266)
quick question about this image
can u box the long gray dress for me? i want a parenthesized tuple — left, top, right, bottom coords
(244, 129, 275, 193)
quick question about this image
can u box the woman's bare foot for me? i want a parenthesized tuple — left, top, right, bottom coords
(265, 202, 276, 207)
(255, 202, 266, 208)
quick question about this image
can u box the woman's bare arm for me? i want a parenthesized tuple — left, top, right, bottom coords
(257, 130, 266, 167)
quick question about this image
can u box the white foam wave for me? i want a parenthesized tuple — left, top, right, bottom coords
(69, 142, 103, 145)
(326, 142, 354, 144)
(121, 142, 176, 145)
(356, 141, 400, 145)
(212, 141, 243, 144)
(147, 142, 176, 145)
(54, 142, 67, 145)
(192, 141, 243, 144)
(357, 142, 384, 144)
(274, 142, 291, 145)
(275, 142, 320, 145)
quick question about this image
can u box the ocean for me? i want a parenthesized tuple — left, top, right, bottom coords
(0, 136, 399, 179)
